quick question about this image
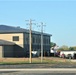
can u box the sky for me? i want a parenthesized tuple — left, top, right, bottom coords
(0, 0, 76, 47)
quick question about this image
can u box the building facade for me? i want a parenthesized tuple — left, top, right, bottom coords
(0, 25, 52, 57)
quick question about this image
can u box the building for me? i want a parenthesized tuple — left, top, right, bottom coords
(0, 39, 15, 57)
(0, 25, 52, 57)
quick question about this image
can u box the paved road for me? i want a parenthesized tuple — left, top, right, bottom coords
(0, 68, 76, 72)
(0, 71, 76, 75)
(0, 72, 76, 75)
(0, 68, 76, 75)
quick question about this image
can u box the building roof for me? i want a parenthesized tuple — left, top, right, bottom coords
(0, 39, 15, 45)
(0, 25, 52, 36)
(0, 25, 28, 33)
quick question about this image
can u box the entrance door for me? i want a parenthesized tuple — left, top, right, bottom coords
(74, 53, 76, 59)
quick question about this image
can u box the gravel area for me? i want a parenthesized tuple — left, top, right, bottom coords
(0, 63, 76, 68)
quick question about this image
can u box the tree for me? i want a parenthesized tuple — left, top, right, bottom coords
(50, 42, 56, 48)
(57, 47, 64, 51)
(69, 46, 76, 50)
(58, 45, 69, 51)
(69, 47, 74, 51)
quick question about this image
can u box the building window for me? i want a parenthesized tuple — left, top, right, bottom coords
(13, 36, 19, 41)
(32, 37, 35, 44)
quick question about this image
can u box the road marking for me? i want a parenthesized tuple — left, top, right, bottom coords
(0, 68, 76, 73)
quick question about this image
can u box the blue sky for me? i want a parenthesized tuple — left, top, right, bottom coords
(0, 0, 76, 47)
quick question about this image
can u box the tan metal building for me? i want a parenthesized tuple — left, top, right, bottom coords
(0, 25, 52, 57)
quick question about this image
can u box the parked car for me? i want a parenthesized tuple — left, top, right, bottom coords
(60, 50, 76, 59)
(60, 53, 65, 58)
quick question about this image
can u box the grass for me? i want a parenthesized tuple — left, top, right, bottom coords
(0, 57, 75, 65)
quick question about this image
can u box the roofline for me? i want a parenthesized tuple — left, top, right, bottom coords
(0, 44, 15, 46)
(0, 39, 15, 45)
(0, 25, 52, 36)
(0, 31, 52, 36)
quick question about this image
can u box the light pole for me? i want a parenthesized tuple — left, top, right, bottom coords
(25, 19, 35, 63)
(40, 22, 46, 63)
(41, 22, 43, 63)
(29, 19, 32, 63)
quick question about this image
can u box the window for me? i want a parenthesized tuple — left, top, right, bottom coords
(13, 36, 19, 41)
(32, 37, 35, 44)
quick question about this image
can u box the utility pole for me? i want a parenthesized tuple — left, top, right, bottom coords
(25, 19, 35, 63)
(40, 22, 46, 63)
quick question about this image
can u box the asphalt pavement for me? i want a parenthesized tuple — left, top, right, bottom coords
(0, 69, 76, 75)
(0, 68, 76, 75)
(0, 72, 76, 75)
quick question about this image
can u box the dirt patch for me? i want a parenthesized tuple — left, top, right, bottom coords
(0, 58, 29, 63)
(0, 57, 69, 63)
